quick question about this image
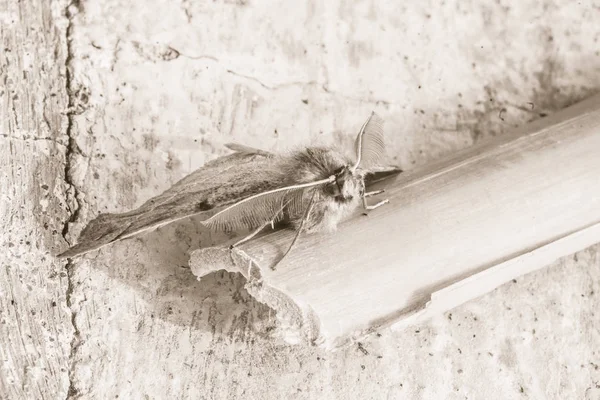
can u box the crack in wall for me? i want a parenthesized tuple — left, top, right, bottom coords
(62, 1, 84, 399)
(169, 46, 319, 91)
(0, 133, 68, 147)
(224, 68, 317, 91)
(320, 84, 394, 106)
(1, 133, 67, 144)
(11, 98, 21, 130)
(128, 40, 396, 102)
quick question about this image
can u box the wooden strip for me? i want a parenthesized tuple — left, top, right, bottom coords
(191, 94, 600, 348)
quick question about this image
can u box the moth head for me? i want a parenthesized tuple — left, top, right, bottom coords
(324, 166, 363, 203)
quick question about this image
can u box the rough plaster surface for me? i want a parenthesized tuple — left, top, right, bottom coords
(1, 0, 600, 399)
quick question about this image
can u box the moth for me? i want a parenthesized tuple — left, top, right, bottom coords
(58, 112, 402, 269)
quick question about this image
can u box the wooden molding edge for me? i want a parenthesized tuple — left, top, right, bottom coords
(390, 220, 600, 332)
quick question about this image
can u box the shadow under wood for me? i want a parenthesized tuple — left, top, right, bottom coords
(85, 215, 279, 342)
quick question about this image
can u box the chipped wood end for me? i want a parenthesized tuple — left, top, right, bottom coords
(189, 247, 322, 346)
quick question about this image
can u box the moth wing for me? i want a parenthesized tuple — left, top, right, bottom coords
(353, 112, 386, 170)
(224, 143, 273, 157)
(57, 152, 278, 258)
(202, 178, 332, 232)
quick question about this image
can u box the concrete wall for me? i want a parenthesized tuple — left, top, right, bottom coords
(1, 0, 599, 398)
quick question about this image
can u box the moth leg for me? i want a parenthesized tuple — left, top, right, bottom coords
(362, 185, 389, 210)
(271, 190, 318, 271)
(364, 189, 385, 198)
(362, 196, 389, 210)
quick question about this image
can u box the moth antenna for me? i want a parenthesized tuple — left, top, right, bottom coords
(203, 175, 335, 232)
(271, 188, 318, 270)
(229, 196, 295, 248)
(352, 112, 386, 172)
